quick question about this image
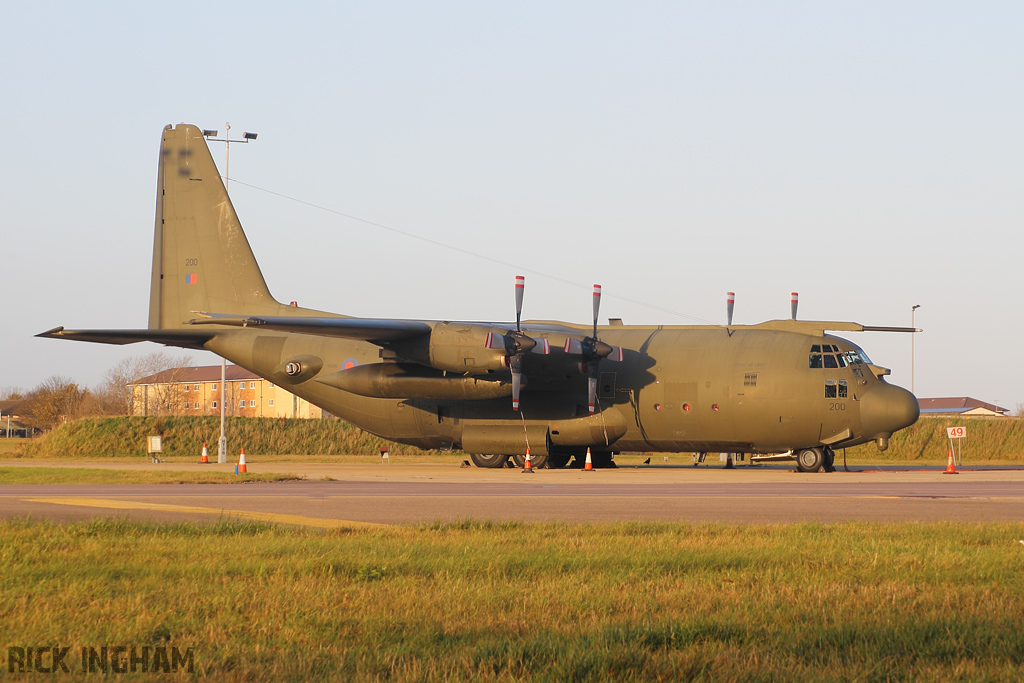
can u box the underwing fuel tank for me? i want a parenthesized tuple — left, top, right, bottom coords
(316, 363, 512, 400)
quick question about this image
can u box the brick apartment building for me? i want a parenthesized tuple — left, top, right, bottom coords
(130, 365, 325, 418)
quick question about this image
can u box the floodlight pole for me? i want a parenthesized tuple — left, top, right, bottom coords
(203, 124, 258, 463)
(911, 304, 921, 395)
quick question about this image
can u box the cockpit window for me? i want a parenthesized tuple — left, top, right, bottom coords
(810, 339, 874, 369)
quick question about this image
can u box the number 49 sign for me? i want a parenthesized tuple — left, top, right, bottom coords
(946, 426, 967, 439)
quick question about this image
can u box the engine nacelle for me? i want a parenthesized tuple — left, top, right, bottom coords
(426, 322, 509, 373)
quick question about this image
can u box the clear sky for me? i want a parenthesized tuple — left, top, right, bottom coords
(3, 2, 1022, 410)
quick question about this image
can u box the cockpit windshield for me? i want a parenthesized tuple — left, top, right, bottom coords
(807, 339, 873, 369)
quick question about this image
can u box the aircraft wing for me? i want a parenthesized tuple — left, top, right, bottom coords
(36, 327, 216, 350)
(186, 313, 431, 342)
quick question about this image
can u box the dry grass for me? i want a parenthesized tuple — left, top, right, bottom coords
(0, 467, 302, 485)
(2, 519, 1023, 681)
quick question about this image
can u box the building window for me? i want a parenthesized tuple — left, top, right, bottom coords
(184, 402, 190, 409)
(185, 385, 190, 392)
(250, 381, 256, 389)
(194, 402, 200, 409)
(212, 401, 217, 408)
(268, 399, 275, 407)
(268, 382, 274, 388)
(212, 383, 217, 390)
(239, 382, 245, 389)
(240, 400, 246, 408)
(249, 400, 256, 407)
(194, 384, 199, 391)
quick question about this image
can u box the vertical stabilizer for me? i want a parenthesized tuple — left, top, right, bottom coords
(148, 123, 283, 330)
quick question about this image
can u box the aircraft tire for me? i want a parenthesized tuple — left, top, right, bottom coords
(796, 448, 825, 473)
(470, 453, 509, 469)
(823, 446, 836, 473)
(511, 452, 549, 469)
(547, 454, 572, 469)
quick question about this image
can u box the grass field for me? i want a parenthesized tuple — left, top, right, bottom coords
(0, 467, 303, 485)
(3, 519, 1023, 681)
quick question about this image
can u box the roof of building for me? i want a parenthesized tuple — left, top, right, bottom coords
(0, 399, 26, 417)
(917, 397, 1009, 415)
(131, 365, 263, 386)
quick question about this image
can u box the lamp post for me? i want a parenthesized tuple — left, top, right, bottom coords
(911, 304, 921, 395)
(202, 125, 258, 463)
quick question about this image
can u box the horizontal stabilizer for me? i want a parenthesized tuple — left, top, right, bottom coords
(36, 327, 215, 350)
(187, 313, 430, 342)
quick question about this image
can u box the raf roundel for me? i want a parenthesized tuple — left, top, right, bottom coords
(342, 358, 358, 370)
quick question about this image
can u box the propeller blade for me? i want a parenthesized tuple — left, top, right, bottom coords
(515, 275, 525, 332)
(588, 370, 597, 414)
(592, 284, 601, 339)
(530, 338, 550, 355)
(563, 337, 583, 355)
(791, 292, 799, 320)
(727, 292, 735, 326)
(510, 355, 524, 411)
(512, 371, 522, 411)
(484, 332, 505, 350)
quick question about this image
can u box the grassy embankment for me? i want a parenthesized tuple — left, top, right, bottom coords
(9, 415, 1024, 464)
(3, 518, 1023, 681)
(15, 416, 442, 460)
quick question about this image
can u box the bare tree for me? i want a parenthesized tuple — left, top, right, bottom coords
(0, 387, 24, 401)
(95, 352, 196, 416)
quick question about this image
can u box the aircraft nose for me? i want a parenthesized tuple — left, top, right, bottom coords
(860, 383, 919, 441)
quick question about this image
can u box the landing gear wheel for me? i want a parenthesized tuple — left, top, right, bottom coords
(511, 453, 548, 469)
(823, 446, 836, 473)
(796, 448, 825, 473)
(470, 453, 509, 469)
(547, 454, 571, 469)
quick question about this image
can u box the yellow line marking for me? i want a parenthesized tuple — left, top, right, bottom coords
(22, 497, 386, 530)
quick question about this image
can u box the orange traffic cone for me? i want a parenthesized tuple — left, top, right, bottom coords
(945, 447, 957, 475)
(200, 442, 209, 464)
(584, 447, 594, 471)
(522, 448, 534, 474)
(238, 448, 248, 474)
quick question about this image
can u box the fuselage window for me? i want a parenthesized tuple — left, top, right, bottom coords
(838, 380, 848, 398)
(825, 380, 837, 398)
(809, 353, 822, 369)
(823, 354, 838, 369)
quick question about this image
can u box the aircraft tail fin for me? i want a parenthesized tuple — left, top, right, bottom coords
(148, 123, 288, 330)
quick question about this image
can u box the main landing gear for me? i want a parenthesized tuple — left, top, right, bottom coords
(795, 446, 836, 473)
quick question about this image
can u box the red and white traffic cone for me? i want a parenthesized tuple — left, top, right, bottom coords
(725, 452, 734, 470)
(200, 442, 209, 464)
(522, 448, 534, 474)
(945, 447, 958, 475)
(584, 447, 594, 471)
(238, 448, 248, 474)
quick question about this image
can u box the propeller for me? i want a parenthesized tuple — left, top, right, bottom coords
(726, 292, 735, 326)
(791, 292, 799, 320)
(483, 275, 549, 411)
(563, 284, 623, 414)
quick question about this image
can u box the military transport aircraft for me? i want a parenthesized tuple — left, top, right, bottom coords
(39, 123, 920, 472)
